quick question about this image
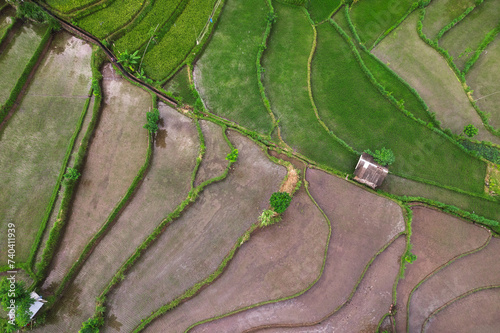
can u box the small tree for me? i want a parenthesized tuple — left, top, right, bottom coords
(63, 167, 81, 186)
(0, 278, 34, 328)
(463, 124, 478, 138)
(225, 149, 238, 163)
(117, 50, 140, 71)
(269, 192, 292, 214)
(79, 317, 103, 333)
(258, 209, 281, 227)
(365, 147, 395, 166)
(144, 108, 160, 134)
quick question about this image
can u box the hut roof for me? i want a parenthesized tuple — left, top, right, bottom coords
(353, 153, 388, 189)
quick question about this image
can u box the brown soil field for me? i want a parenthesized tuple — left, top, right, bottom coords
(372, 12, 499, 144)
(141, 184, 329, 333)
(268, 235, 406, 333)
(394, 206, 491, 333)
(101, 131, 286, 333)
(41, 63, 150, 293)
(408, 237, 500, 332)
(194, 120, 231, 186)
(0, 31, 92, 264)
(190, 169, 405, 332)
(425, 287, 500, 333)
(466, 37, 500, 129)
(36, 103, 199, 332)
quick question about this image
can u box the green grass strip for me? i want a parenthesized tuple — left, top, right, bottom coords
(190, 118, 207, 188)
(26, 91, 93, 272)
(306, 14, 360, 156)
(0, 25, 52, 124)
(34, 48, 105, 283)
(463, 22, 500, 75)
(0, 16, 16, 47)
(404, 226, 492, 333)
(435, 4, 476, 41)
(420, 284, 500, 333)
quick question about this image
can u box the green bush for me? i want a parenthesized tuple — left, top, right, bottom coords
(269, 192, 292, 214)
(365, 147, 395, 166)
(463, 124, 478, 138)
(258, 209, 281, 227)
(0, 278, 34, 328)
(62, 167, 81, 186)
(144, 108, 160, 133)
(79, 317, 103, 333)
(225, 149, 238, 163)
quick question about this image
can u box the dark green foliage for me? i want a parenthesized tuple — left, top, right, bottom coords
(91, 78, 100, 96)
(365, 147, 395, 166)
(117, 50, 140, 71)
(225, 149, 238, 163)
(460, 140, 500, 164)
(144, 108, 160, 133)
(404, 251, 417, 263)
(79, 317, 103, 333)
(16, 2, 60, 29)
(463, 124, 478, 137)
(63, 167, 81, 186)
(269, 192, 292, 214)
(0, 278, 34, 328)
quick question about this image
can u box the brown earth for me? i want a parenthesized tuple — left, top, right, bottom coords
(190, 169, 405, 332)
(142, 184, 329, 333)
(41, 63, 150, 294)
(34, 103, 199, 332)
(425, 287, 500, 333)
(394, 206, 491, 333)
(194, 120, 231, 187)
(101, 131, 286, 333)
(408, 237, 500, 332)
(267, 235, 406, 333)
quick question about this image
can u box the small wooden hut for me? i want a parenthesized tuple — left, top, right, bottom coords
(353, 153, 388, 189)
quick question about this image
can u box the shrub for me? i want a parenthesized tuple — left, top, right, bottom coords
(144, 108, 160, 133)
(364, 147, 395, 166)
(79, 317, 103, 333)
(258, 209, 281, 227)
(63, 167, 81, 186)
(269, 192, 292, 214)
(225, 149, 238, 163)
(463, 124, 478, 138)
(404, 251, 417, 263)
(0, 278, 34, 328)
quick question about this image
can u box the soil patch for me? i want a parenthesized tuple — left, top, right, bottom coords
(101, 131, 286, 333)
(270, 235, 406, 333)
(394, 206, 491, 333)
(142, 185, 329, 333)
(409, 237, 500, 332)
(190, 169, 405, 332)
(41, 63, 150, 294)
(194, 120, 231, 187)
(425, 287, 500, 333)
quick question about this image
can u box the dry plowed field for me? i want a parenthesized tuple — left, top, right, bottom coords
(394, 206, 491, 333)
(408, 237, 500, 332)
(268, 236, 406, 333)
(102, 131, 286, 332)
(190, 169, 405, 332)
(425, 287, 500, 333)
(142, 184, 329, 332)
(41, 63, 150, 293)
(194, 120, 231, 186)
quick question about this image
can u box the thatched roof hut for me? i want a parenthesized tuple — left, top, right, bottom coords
(353, 153, 388, 189)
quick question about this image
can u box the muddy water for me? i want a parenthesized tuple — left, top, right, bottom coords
(0, 22, 46, 103)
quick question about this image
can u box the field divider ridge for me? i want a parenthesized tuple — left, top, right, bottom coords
(26, 87, 93, 274)
(434, 1, 481, 41)
(33, 47, 105, 286)
(420, 284, 500, 333)
(462, 21, 500, 75)
(105, 0, 154, 43)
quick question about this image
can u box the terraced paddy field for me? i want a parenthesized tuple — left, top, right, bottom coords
(0, 22, 47, 107)
(0, 30, 91, 265)
(439, 0, 500, 71)
(373, 12, 499, 145)
(41, 63, 150, 293)
(394, 206, 491, 333)
(190, 169, 405, 332)
(140, 185, 329, 332)
(422, 0, 476, 40)
(425, 287, 500, 332)
(306, 0, 341, 23)
(408, 237, 500, 332)
(466, 37, 500, 129)
(194, 0, 273, 134)
(102, 131, 285, 332)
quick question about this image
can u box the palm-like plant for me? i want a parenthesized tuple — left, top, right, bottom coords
(117, 50, 140, 71)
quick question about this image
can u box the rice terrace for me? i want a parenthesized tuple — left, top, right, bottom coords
(1, 0, 500, 332)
